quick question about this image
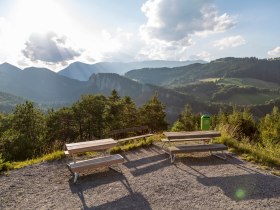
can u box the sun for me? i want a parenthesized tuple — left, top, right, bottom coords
(10, 0, 71, 36)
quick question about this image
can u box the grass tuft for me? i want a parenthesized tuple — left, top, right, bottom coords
(0, 151, 65, 173)
(216, 136, 280, 167)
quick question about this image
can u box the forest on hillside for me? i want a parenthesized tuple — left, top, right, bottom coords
(0, 91, 279, 169)
(0, 91, 167, 162)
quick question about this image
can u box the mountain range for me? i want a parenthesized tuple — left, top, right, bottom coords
(58, 60, 206, 81)
(0, 57, 279, 123)
(125, 57, 280, 87)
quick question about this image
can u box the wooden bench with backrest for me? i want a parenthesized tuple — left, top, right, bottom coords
(168, 144, 228, 163)
(162, 131, 221, 144)
(110, 125, 153, 143)
(65, 138, 124, 183)
(162, 131, 227, 163)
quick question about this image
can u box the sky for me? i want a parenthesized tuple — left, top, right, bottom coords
(0, 0, 280, 72)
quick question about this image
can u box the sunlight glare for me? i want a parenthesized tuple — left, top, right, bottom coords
(11, 0, 71, 35)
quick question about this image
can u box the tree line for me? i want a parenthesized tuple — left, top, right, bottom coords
(0, 90, 167, 162)
(1, 89, 279, 163)
(172, 104, 280, 147)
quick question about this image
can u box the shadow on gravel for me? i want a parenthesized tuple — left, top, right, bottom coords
(181, 154, 243, 166)
(68, 169, 151, 209)
(197, 173, 280, 201)
(94, 192, 152, 210)
(180, 155, 262, 175)
(122, 153, 170, 177)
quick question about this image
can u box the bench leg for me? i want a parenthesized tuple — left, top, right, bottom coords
(109, 164, 122, 173)
(74, 172, 79, 183)
(67, 164, 74, 175)
(170, 153, 176, 164)
(210, 151, 227, 160)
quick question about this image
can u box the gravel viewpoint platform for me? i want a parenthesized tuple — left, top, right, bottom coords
(0, 146, 279, 210)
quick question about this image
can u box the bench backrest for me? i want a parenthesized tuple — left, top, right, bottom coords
(110, 126, 150, 138)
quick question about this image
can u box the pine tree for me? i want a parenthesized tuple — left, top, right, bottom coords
(139, 93, 168, 132)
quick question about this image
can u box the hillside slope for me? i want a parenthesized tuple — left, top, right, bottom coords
(0, 63, 88, 103)
(125, 57, 280, 87)
(58, 60, 205, 81)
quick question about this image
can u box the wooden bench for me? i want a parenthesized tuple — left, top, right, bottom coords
(163, 131, 227, 163)
(65, 138, 124, 183)
(162, 131, 221, 146)
(110, 126, 153, 143)
(168, 144, 228, 163)
(68, 154, 124, 181)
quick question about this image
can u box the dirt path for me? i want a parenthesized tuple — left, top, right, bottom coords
(1, 146, 280, 209)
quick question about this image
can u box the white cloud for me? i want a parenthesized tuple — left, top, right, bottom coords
(138, 0, 236, 62)
(22, 32, 81, 63)
(136, 38, 194, 61)
(267, 46, 280, 57)
(189, 51, 211, 61)
(140, 0, 236, 42)
(98, 28, 143, 62)
(213, 35, 246, 50)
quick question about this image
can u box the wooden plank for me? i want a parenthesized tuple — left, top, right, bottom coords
(68, 154, 124, 173)
(161, 138, 211, 142)
(118, 134, 153, 142)
(66, 138, 117, 155)
(168, 144, 227, 154)
(110, 126, 149, 135)
(164, 131, 221, 140)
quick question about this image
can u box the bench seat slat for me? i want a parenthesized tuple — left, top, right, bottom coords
(118, 134, 153, 142)
(168, 144, 227, 154)
(110, 126, 149, 135)
(161, 138, 211, 142)
(68, 154, 124, 173)
(165, 131, 221, 140)
(66, 138, 117, 155)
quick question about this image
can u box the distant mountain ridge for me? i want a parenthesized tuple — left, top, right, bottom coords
(58, 60, 206, 81)
(0, 63, 87, 103)
(0, 62, 213, 122)
(125, 57, 280, 87)
(1, 58, 279, 123)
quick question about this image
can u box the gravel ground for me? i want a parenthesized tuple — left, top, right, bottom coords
(0, 146, 280, 210)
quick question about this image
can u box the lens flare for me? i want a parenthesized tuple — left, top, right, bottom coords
(235, 188, 246, 200)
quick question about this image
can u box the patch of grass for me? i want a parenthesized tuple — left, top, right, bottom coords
(110, 135, 159, 154)
(216, 136, 280, 168)
(0, 151, 65, 173)
(218, 78, 279, 89)
(0, 135, 162, 173)
(219, 93, 279, 105)
(199, 78, 220, 82)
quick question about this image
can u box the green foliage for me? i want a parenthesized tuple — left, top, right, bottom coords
(0, 102, 46, 161)
(217, 136, 280, 167)
(0, 151, 65, 173)
(109, 136, 155, 154)
(171, 105, 200, 131)
(0, 91, 168, 163)
(216, 107, 258, 141)
(259, 106, 280, 145)
(46, 107, 76, 151)
(139, 93, 168, 132)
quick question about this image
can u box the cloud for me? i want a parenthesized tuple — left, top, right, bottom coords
(101, 28, 143, 62)
(136, 38, 192, 61)
(189, 51, 211, 61)
(213, 35, 246, 50)
(140, 0, 236, 42)
(22, 32, 81, 63)
(267, 46, 280, 57)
